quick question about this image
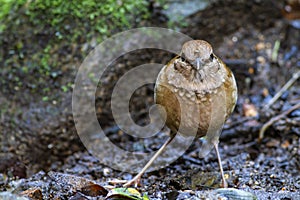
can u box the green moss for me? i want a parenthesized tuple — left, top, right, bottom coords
(0, 0, 150, 98)
(22, 0, 149, 40)
(0, 0, 27, 32)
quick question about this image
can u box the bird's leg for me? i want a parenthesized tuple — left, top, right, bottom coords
(213, 141, 228, 188)
(123, 134, 176, 187)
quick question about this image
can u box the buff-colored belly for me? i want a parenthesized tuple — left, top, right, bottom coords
(154, 64, 237, 138)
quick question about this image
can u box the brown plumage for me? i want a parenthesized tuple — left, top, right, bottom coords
(124, 40, 237, 188)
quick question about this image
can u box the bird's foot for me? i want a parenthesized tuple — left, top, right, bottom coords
(108, 175, 142, 188)
(221, 179, 228, 188)
(123, 175, 141, 188)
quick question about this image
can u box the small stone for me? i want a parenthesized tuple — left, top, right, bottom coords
(103, 168, 111, 176)
(255, 42, 265, 51)
(0, 192, 29, 200)
(257, 56, 266, 64)
(243, 103, 258, 117)
(215, 188, 257, 200)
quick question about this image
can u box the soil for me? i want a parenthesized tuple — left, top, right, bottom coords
(1, 0, 300, 199)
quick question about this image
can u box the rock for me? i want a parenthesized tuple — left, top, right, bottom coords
(0, 192, 29, 200)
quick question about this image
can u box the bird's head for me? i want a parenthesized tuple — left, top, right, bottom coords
(181, 40, 215, 71)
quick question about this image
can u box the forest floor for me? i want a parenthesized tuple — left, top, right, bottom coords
(1, 0, 300, 199)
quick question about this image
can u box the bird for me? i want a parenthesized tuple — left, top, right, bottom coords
(124, 40, 238, 188)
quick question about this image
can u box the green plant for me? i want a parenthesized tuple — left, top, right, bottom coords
(0, 0, 150, 99)
(23, 0, 149, 40)
(0, 0, 27, 32)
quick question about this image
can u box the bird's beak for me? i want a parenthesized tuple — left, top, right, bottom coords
(195, 57, 201, 70)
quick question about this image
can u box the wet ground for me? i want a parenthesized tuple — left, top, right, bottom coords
(1, 0, 300, 199)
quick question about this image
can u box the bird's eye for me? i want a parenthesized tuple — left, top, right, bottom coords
(181, 53, 186, 62)
(210, 53, 214, 61)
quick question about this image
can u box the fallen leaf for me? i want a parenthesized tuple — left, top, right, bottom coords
(106, 188, 149, 200)
(81, 183, 108, 197)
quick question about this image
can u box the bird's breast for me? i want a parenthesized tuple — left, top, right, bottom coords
(154, 60, 237, 138)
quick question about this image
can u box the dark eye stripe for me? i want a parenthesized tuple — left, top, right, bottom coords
(181, 55, 186, 62)
(179, 55, 194, 66)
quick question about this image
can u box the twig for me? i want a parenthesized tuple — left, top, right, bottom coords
(222, 141, 257, 152)
(223, 116, 257, 130)
(271, 40, 280, 63)
(258, 102, 300, 141)
(263, 70, 300, 110)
